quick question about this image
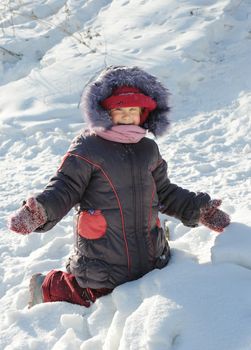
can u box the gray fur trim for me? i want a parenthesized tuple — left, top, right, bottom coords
(80, 66, 170, 137)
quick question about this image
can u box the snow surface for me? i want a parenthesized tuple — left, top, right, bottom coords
(1, 0, 251, 349)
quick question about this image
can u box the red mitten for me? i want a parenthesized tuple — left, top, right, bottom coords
(199, 199, 230, 233)
(8, 197, 47, 234)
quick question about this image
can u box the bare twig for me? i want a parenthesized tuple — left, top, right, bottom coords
(0, 45, 23, 59)
(0, 1, 107, 59)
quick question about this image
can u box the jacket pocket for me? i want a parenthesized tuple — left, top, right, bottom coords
(150, 222, 166, 258)
(77, 210, 107, 240)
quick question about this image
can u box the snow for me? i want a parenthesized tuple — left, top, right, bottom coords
(1, 0, 251, 349)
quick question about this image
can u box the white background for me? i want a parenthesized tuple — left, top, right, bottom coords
(1, 0, 251, 349)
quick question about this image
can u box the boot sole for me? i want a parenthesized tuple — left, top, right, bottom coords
(28, 273, 45, 309)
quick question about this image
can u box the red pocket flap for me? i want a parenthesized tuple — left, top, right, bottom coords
(78, 210, 107, 240)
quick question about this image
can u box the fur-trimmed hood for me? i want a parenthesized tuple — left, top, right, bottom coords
(80, 66, 170, 137)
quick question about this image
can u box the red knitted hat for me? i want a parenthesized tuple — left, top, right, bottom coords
(101, 86, 157, 124)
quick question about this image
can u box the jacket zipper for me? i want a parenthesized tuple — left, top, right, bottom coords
(125, 144, 144, 274)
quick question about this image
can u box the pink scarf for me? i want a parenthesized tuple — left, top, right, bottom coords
(96, 125, 146, 143)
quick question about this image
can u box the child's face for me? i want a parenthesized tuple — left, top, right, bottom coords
(109, 107, 141, 125)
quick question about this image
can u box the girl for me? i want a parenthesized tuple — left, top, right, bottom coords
(8, 66, 230, 308)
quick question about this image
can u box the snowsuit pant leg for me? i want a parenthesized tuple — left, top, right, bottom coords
(42, 270, 112, 307)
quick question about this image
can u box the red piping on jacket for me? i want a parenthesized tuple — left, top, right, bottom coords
(58, 153, 69, 171)
(147, 159, 163, 257)
(62, 152, 131, 275)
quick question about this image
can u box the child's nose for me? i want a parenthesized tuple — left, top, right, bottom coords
(123, 110, 131, 116)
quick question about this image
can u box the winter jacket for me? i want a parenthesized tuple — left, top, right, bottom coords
(35, 66, 211, 289)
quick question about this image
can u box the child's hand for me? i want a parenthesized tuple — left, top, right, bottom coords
(8, 197, 47, 234)
(199, 199, 230, 233)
